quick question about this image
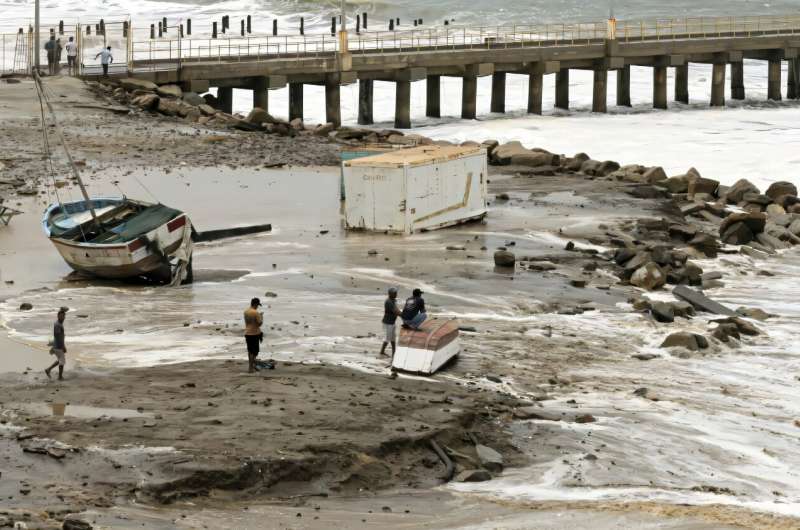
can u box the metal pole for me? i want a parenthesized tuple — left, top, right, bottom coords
(34, 0, 40, 70)
(341, 0, 346, 33)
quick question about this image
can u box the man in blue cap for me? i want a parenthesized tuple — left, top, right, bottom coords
(401, 288, 427, 330)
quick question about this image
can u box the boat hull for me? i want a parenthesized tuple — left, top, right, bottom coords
(392, 319, 461, 375)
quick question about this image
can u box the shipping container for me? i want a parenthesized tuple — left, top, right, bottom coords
(342, 145, 488, 234)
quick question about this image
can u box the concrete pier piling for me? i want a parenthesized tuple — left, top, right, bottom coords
(252, 76, 268, 111)
(616, 65, 631, 106)
(462, 75, 477, 119)
(653, 66, 667, 109)
(395, 80, 411, 128)
(592, 69, 607, 113)
(527, 71, 543, 115)
(490, 72, 506, 113)
(358, 79, 374, 125)
(711, 63, 726, 106)
(731, 61, 745, 99)
(555, 69, 569, 110)
(325, 76, 341, 128)
(789, 58, 799, 99)
(768, 57, 782, 100)
(289, 83, 303, 121)
(426, 75, 441, 118)
(217, 87, 233, 114)
(675, 64, 689, 103)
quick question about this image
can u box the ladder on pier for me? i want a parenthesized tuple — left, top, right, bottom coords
(12, 30, 28, 73)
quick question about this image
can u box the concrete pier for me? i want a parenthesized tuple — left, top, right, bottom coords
(731, 62, 745, 100)
(789, 59, 799, 99)
(674, 64, 689, 103)
(462, 75, 477, 119)
(358, 79, 373, 125)
(426, 75, 440, 117)
(217, 87, 233, 113)
(491, 72, 506, 113)
(616, 65, 631, 107)
(555, 70, 569, 110)
(289, 82, 303, 121)
(592, 69, 607, 113)
(528, 72, 543, 114)
(325, 77, 341, 127)
(653, 66, 667, 109)
(252, 76, 268, 111)
(711, 63, 726, 106)
(768, 58, 782, 100)
(395, 80, 411, 129)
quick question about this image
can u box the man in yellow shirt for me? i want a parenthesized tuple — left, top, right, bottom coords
(244, 297, 264, 373)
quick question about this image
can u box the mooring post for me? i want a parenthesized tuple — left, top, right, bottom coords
(161, 17, 166, 33)
(731, 61, 745, 100)
(212, 21, 217, 39)
(180, 24, 184, 38)
(252, 76, 268, 112)
(240, 20, 245, 37)
(768, 57, 782, 101)
(592, 69, 608, 113)
(187, 19, 191, 35)
(527, 71, 543, 114)
(217, 87, 233, 114)
(711, 63, 726, 106)
(58, 20, 63, 35)
(331, 17, 336, 36)
(300, 17, 304, 35)
(555, 69, 569, 110)
(675, 64, 689, 103)
(100, 19, 105, 35)
(616, 65, 631, 106)
(325, 77, 341, 128)
(273, 19, 278, 36)
(358, 79, 374, 125)
(389, 19, 394, 31)
(289, 82, 303, 121)
(87, 24, 91, 35)
(426, 75, 441, 118)
(490, 72, 506, 113)
(123, 21, 128, 38)
(395, 80, 412, 129)
(356, 15, 360, 34)
(247, 15, 251, 34)
(150, 24, 155, 39)
(461, 75, 478, 119)
(362, 13, 367, 30)
(653, 66, 667, 109)
(158, 21, 163, 38)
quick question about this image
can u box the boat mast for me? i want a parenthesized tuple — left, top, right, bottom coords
(32, 71, 101, 228)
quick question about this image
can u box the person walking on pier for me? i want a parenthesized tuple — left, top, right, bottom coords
(380, 287, 402, 359)
(244, 297, 264, 373)
(401, 288, 428, 330)
(44, 307, 68, 380)
(65, 37, 78, 75)
(55, 38, 63, 74)
(44, 36, 57, 75)
(95, 46, 113, 77)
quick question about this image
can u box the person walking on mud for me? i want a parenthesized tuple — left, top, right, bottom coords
(95, 46, 113, 77)
(380, 287, 402, 359)
(44, 307, 68, 380)
(65, 36, 78, 75)
(244, 297, 264, 373)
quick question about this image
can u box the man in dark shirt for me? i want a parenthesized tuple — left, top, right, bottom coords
(401, 288, 427, 330)
(45, 307, 68, 380)
(380, 287, 401, 358)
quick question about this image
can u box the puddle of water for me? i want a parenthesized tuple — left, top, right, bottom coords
(4, 402, 153, 419)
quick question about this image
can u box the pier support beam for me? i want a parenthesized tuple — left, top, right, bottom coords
(616, 65, 631, 107)
(395, 80, 411, 129)
(653, 66, 667, 109)
(555, 69, 569, 110)
(592, 69, 607, 113)
(789, 59, 799, 99)
(462, 76, 477, 119)
(674, 64, 689, 103)
(289, 82, 303, 121)
(731, 62, 745, 100)
(358, 79, 373, 125)
(217, 86, 233, 114)
(528, 72, 543, 114)
(426, 75, 441, 117)
(490, 72, 506, 113)
(711, 63, 726, 106)
(252, 76, 268, 111)
(768, 58, 782, 101)
(325, 78, 341, 128)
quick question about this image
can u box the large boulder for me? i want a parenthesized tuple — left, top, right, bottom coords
(563, 152, 590, 171)
(476, 444, 504, 472)
(663, 175, 690, 194)
(719, 212, 766, 244)
(156, 98, 181, 116)
(132, 93, 159, 110)
(246, 107, 272, 125)
(494, 250, 516, 268)
(660, 331, 709, 351)
(119, 78, 158, 92)
(766, 181, 798, 201)
(455, 469, 492, 482)
(688, 176, 720, 197)
(182, 91, 206, 106)
(510, 150, 559, 168)
(641, 166, 667, 183)
(156, 84, 183, 98)
(202, 93, 219, 108)
(721, 222, 754, 245)
(492, 141, 529, 165)
(630, 262, 667, 291)
(198, 104, 217, 116)
(724, 179, 760, 204)
(651, 302, 675, 323)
